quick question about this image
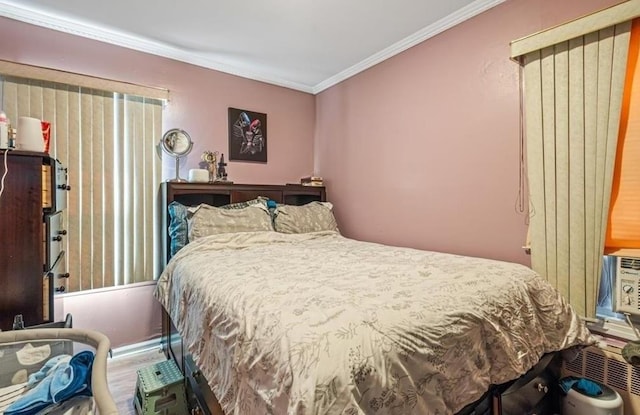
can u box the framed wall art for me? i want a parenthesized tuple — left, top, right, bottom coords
(228, 107, 267, 162)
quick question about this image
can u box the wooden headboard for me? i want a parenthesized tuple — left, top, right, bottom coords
(162, 182, 326, 207)
(160, 182, 327, 263)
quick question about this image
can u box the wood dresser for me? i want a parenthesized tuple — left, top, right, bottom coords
(0, 150, 68, 330)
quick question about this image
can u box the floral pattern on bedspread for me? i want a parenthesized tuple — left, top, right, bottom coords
(154, 231, 595, 415)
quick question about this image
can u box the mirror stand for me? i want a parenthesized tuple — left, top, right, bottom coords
(169, 156, 187, 182)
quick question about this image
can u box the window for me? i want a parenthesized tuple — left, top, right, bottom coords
(512, 6, 640, 323)
(594, 19, 640, 336)
(597, 256, 622, 319)
(1, 69, 165, 292)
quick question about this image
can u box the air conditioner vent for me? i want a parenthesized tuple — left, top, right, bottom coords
(585, 351, 606, 382)
(621, 257, 640, 270)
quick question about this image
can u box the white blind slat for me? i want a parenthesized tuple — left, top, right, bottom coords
(524, 50, 547, 276)
(67, 87, 81, 292)
(584, 31, 599, 316)
(555, 41, 571, 298)
(541, 45, 558, 288)
(103, 94, 115, 287)
(568, 36, 587, 309)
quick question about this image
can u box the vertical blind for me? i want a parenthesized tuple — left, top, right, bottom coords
(1, 76, 163, 291)
(520, 22, 631, 318)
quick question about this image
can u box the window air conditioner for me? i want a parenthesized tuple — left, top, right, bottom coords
(615, 256, 640, 316)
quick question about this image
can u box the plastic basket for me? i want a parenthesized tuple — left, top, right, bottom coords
(0, 328, 117, 415)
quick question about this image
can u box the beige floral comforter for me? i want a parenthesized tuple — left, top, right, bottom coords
(154, 231, 595, 415)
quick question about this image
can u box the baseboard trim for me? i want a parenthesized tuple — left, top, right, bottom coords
(109, 337, 163, 359)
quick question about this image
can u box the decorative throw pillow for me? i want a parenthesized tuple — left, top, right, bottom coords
(273, 202, 338, 234)
(168, 197, 268, 256)
(188, 203, 273, 241)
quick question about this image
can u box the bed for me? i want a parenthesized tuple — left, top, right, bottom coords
(154, 182, 596, 415)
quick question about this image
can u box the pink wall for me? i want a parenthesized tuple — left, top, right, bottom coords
(53, 282, 161, 349)
(0, 17, 315, 185)
(315, 0, 624, 266)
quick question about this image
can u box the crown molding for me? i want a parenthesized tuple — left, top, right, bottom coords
(312, 0, 506, 94)
(0, 0, 504, 95)
(0, 1, 314, 93)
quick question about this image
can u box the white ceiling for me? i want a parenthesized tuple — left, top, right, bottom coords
(0, 0, 505, 94)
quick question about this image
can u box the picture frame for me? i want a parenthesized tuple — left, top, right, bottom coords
(228, 107, 267, 162)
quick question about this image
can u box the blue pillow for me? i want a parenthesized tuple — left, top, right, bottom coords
(168, 201, 189, 257)
(168, 198, 271, 256)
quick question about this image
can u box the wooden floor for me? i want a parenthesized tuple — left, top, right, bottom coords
(106, 347, 167, 415)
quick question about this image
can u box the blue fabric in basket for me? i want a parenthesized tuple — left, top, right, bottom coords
(5, 350, 94, 415)
(27, 355, 71, 388)
(559, 376, 603, 396)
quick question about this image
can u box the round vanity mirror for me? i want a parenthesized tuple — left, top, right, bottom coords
(160, 128, 193, 182)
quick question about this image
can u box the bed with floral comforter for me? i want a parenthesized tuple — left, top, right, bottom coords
(154, 230, 595, 415)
